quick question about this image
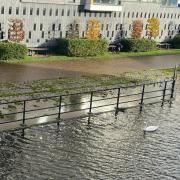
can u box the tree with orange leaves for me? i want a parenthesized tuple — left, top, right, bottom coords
(131, 20, 143, 38)
(85, 20, 101, 39)
(8, 19, 25, 42)
(147, 17, 160, 39)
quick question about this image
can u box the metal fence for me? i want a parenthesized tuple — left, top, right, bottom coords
(0, 76, 177, 131)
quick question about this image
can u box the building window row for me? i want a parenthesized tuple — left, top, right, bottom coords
(126, 11, 180, 19)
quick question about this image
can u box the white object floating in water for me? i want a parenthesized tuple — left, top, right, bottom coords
(144, 126, 159, 132)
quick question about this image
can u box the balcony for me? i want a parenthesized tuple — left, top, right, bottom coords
(84, 0, 122, 12)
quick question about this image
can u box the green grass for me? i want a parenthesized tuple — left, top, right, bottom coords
(0, 68, 178, 99)
(1, 49, 180, 64)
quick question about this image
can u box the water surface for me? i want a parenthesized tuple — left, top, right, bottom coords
(0, 83, 179, 179)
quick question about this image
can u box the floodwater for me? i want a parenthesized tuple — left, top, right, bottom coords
(0, 82, 179, 179)
(0, 55, 180, 82)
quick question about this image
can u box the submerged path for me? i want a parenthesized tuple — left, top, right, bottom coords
(0, 55, 180, 82)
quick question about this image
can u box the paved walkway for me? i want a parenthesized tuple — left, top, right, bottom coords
(0, 55, 180, 82)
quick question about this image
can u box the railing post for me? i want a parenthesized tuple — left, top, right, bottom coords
(161, 81, 167, 107)
(22, 100, 26, 126)
(89, 91, 93, 115)
(88, 92, 93, 124)
(115, 88, 121, 115)
(57, 95, 62, 126)
(140, 84, 145, 112)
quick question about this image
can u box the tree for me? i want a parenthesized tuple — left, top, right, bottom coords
(147, 17, 160, 39)
(131, 20, 143, 38)
(8, 19, 25, 42)
(66, 19, 80, 39)
(85, 20, 101, 39)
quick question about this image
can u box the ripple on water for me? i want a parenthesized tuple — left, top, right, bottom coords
(0, 84, 180, 180)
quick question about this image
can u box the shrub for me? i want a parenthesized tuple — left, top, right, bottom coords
(0, 41, 28, 60)
(57, 38, 108, 57)
(120, 38, 157, 52)
(170, 35, 180, 49)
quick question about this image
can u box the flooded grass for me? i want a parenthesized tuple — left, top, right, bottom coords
(0, 68, 178, 102)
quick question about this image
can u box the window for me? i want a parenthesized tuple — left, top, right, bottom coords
(1, 7, 4, 14)
(30, 8, 33, 15)
(67, 9, 70, 16)
(136, 12, 138, 18)
(58, 24, 61, 30)
(101, 24, 104, 30)
(55, 9, 58, 16)
(60, 31, 62, 38)
(49, 9, 52, 16)
(40, 24, 43, 31)
(42, 31, 44, 38)
(164, 24, 166, 30)
(52, 24, 55, 31)
(115, 24, 118, 30)
(144, 13, 147, 18)
(23, 7, 26, 15)
(132, 12, 134, 18)
(106, 24, 109, 30)
(61, 9, 64, 16)
(9, 7, 12, 15)
(33, 24, 36, 31)
(0, 32, 3, 39)
(36, 8, 39, 15)
(43, 8, 46, 16)
(29, 31, 31, 39)
(140, 12, 143, 18)
(16, 7, 19, 15)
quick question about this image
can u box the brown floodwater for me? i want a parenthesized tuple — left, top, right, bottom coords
(0, 55, 180, 82)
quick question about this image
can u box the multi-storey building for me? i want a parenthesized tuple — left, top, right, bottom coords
(0, 0, 180, 47)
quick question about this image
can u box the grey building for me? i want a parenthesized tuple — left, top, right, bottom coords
(0, 0, 180, 47)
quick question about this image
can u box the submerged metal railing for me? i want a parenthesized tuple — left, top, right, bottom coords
(0, 67, 178, 130)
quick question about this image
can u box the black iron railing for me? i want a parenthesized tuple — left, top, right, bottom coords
(0, 78, 177, 129)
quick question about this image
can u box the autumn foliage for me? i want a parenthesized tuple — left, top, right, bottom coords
(131, 20, 143, 38)
(85, 20, 101, 39)
(147, 17, 160, 39)
(67, 20, 80, 39)
(8, 19, 25, 43)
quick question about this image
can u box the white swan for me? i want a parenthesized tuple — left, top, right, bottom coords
(144, 125, 158, 132)
(143, 121, 159, 132)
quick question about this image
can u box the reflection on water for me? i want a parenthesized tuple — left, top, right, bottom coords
(0, 83, 180, 179)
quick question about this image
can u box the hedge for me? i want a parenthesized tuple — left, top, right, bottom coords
(170, 35, 180, 49)
(120, 38, 157, 52)
(57, 38, 108, 57)
(0, 41, 28, 60)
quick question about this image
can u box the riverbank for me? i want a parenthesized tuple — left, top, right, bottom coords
(1, 49, 180, 64)
(0, 68, 179, 101)
(0, 54, 180, 82)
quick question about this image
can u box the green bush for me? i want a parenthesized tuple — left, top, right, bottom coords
(120, 38, 157, 52)
(57, 38, 108, 57)
(0, 41, 28, 60)
(170, 35, 180, 49)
